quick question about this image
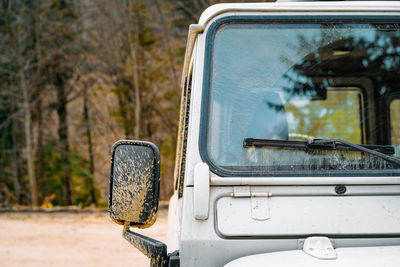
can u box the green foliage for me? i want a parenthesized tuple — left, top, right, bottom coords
(160, 140, 174, 176)
(70, 152, 101, 208)
(72, 169, 100, 208)
(40, 142, 64, 205)
(40, 142, 100, 207)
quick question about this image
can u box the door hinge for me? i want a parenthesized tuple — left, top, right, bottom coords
(231, 186, 271, 221)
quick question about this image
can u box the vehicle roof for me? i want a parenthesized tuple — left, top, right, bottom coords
(198, 1, 400, 26)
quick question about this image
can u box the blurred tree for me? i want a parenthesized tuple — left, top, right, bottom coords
(0, 0, 280, 207)
(3, 0, 41, 207)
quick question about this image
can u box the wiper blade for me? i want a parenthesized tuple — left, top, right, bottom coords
(244, 138, 400, 167)
(244, 138, 395, 153)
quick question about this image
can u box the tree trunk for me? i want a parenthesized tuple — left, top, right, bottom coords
(0, 128, 7, 205)
(11, 97, 21, 205)
(21, 69, 39, 207)
(34, 6, 44, 197)
(5, 0, 38, 207)
(35, 97, 44, 199)
(125, 0, 140, 139)
(152, 0, 179, 90)
(83, 88, 97, 205)
(56, 80, 72, 206)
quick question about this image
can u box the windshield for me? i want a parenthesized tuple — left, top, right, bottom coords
(203, 17, 400, 176)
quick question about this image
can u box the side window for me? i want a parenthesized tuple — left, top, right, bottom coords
(390, 99, 400, 156)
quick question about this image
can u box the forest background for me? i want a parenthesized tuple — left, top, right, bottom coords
(0, 0, 272, 208)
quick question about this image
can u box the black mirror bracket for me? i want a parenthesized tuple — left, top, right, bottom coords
(123, 222, 168, 267)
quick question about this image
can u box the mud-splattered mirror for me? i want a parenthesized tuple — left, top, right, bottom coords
(109, 140, 160, 228)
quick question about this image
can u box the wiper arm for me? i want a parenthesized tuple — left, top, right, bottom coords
(244, 138, 400, 167)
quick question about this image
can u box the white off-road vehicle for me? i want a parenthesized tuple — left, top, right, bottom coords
(108, 1, 400, 266)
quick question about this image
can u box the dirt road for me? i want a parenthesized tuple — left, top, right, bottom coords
(0, 208, 168, 267)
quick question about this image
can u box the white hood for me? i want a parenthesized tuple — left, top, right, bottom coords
(225, 245, 400, 267)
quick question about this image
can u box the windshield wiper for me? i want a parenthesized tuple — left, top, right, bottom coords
(244, 138, 400, 167)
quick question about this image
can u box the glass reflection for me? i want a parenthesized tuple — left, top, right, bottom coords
(207, 22, 400, 173)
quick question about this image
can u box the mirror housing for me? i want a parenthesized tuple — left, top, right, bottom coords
(109, 140, 160, 228)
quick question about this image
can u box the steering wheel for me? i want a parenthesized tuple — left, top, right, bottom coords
(288, 133, 316, 141)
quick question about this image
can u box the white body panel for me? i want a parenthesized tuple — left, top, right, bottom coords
(173, 2, 400, 266)
(167, 193, 180, 253)
(179, 186, 400, 266)
(217, 195, 400, 236)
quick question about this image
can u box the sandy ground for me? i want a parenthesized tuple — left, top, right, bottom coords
(0, 208, 168, 267)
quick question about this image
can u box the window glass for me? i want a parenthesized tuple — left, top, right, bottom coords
(205, 21, 400, 174)
(391, 99, 400, 156)
(285, 88, 363, 144)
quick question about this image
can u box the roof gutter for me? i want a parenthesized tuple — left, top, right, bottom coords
(180, 24, 203, 88)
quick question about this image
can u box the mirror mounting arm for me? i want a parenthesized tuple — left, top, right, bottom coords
(123, 222, 168, 267)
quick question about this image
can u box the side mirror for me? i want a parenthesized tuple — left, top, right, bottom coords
(109, 140, 160, 228)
